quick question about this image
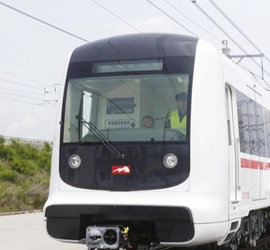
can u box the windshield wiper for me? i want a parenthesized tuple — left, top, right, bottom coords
(76, 115, 124, 159)
(163, 109, 170, 142)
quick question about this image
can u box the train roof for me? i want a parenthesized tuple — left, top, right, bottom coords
(70, 33, 199, 63)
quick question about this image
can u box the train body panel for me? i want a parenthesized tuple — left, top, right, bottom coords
(221, 50, 270, 219)
(44, 33, 270, 249)
(190, 39, 229, 223)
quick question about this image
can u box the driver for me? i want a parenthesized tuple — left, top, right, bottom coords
(167, 92, 187, 135)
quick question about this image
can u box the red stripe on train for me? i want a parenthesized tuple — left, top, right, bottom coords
(241, 158, 270, 170)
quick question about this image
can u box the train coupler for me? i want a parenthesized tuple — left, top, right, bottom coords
(86, 225, 131, 250)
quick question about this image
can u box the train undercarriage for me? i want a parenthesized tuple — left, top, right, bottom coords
(85, 208, 270, 250)
(227, 208, 270, 250)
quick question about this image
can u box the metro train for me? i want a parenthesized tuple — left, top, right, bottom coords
(44, 33, 270, 249)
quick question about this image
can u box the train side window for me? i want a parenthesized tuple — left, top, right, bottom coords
(235, 90, 251, 154)
(248, 99, 259, 156)
(264, 108, 270, 157)
(256, 103, 266, 157)
(225, 87, 232, 145)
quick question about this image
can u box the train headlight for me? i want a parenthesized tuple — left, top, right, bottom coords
(86, 226, 120, 249)
(68, 154, 81, 169)
(103, 229, 117, 245)
(163, 153, 177, 168)
(87, 228, 102, 246)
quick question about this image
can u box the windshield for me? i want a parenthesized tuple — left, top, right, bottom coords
(63, 73, 190, 144)
(62, 58, 191, 144)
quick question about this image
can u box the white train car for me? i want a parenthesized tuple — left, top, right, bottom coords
(44, 33, 270, 250)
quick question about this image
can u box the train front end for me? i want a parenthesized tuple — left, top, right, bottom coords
(44, 33, 230, 249)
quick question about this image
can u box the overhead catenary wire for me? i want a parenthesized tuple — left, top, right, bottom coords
(91, 0, 141, 33)
(190, 2, 254, 57)
(0, 77, 46, 91)
(0, 90, 52, 100)
(0, 87, 45, 97)
(234, 58, 265, 81)
(0, 2, 84, 99)
(164, 0, 221, 42)
(0, 1, 144, 109)
(0, 94, 42, 105)
(208, 0, 270, 85)
(39, 100, 57, 108)
(0, 1, 142, 42)
(147, 0, 198, 37)
(209, 0, 270, 65)
(0, 1, 89, 42)
(0, 90, 49, 101)
(5, 96, 56, 108)
(1, 1, 269, 94)
(191, 0, 270, 88)
(0, 76, 58, 98)
(0, 56, 60, 77)
(0, 0, 142, 84)
(0, 70, 56, 88)
(228, 50, 268, 88)
(0, 92, 57, 108)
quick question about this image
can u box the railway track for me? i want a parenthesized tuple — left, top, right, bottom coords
(166, 235, 270, 250)
(195, 235, 270, 250)
(242, 235, 270, 250)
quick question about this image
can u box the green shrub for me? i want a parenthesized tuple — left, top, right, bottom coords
(0, 138, 52, 212)
(0, 144, 16, 160)
(0, 169, 19, 182)
(43, 141, 52, 152)
(0, 136, 5, 144)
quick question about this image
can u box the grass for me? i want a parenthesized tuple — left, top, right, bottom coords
(0, 137, 51, 213)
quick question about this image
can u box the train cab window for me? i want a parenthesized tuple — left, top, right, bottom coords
(62, 70, 191, 144)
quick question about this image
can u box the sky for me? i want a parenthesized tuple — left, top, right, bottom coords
(0, 0, 270, 141)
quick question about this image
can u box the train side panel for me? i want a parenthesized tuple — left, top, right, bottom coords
(222, 53, 270, 221)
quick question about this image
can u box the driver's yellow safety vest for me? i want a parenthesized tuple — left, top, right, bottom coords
(169, 110, 187, 135)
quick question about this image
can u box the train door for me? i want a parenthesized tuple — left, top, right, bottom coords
(226, 86, 241, 202)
